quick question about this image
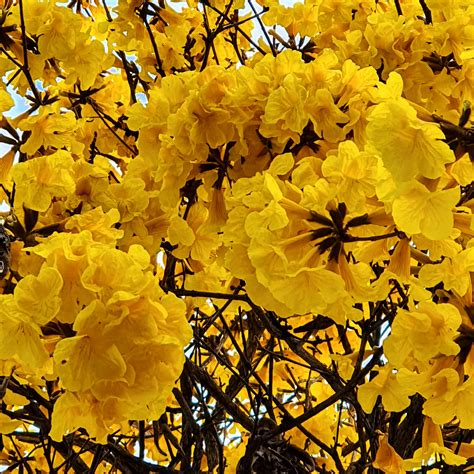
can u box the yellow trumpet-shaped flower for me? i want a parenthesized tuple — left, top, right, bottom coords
(366, 99, 454, 182)
(391, 181, 459, 240)
(11, 150, 76, 212)
(384, 302, 461, 368)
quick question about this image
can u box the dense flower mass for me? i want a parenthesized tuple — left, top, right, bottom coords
(0, 0, 473, 471)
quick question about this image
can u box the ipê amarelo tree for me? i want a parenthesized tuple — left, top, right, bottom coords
(0, 0, 473, 472)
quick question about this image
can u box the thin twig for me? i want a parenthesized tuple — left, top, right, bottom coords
(18, 0, 42, 104)
(418, 0, 433, 24)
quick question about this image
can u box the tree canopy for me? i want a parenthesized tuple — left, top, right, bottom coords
(0, 0, 473, 472)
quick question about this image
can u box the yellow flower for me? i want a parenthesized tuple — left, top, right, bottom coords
(37, 7, 82, 58)
(168, 203, 218, 263)
(110, 177, 150, 223)
(50, 391, 109, 443)
(187, 97, 234, 149)
(268, 152, 295, 176)
(269, 266, 346, 316)
(81, 245, 151, 296)
(303, 50, 341, 94)
(207, 187, 228, 228)
(14, 265, 63, 326)
(18, 107, 76, 155)
(358, 365, 413, 413)
(336, 59, 379, 107)
(305, 88, 349, 143)
(10, 150, 76, 212)
(0, 295, 49, 370)
(383, 302, 461, 368)
(263, 2, 319, 37)
(402, 417, 466, 470)
(366, 71, 404, 103)
(245, 200, 289, 238)
(0, 87, 13, 114)
(449, 153, 474, 186)
(61, 36, 110, 89)
(418, 247, 474, 297)
(53, 335, 127, 392)
(422, 373, 474, 429)
(0, 413, 22, 435)
(128, 87, 171, 160)
(387, 238, 411, 282)
(321, 140, 378, 212)
(373, 434, 404, 474)
(173, 70, 240, 150)
(366, 99, 454, 182)
(260, 73, 309, 144)
(29, 232, 97, 323)
(168, 215, 195, 248)
(391, 181, 459, 240)
(65, 207, 124, 244)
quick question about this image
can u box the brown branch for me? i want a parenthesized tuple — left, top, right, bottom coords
(253, 307, 344, 390)
(184, 359, 254, 431)
(117, 51, 138, 104)
(171, 288, 248, 301)
(201, 0, 266, 55)
(344, 231, 400, 243)
(90, 103, 138, 156)
(266, 346, 382, 438)
(247, 0, 276, 56)
(18, 0, 42, 105)
(418, 0, 432, 24)
(200, 4, 220, 71)
(101, 0, 113, 22)
(139, 2, 165, 77)
(394, 0, 403, 16)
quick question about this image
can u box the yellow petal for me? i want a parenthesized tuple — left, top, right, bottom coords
(54, 336, 127, 392)
(0, 413, 22, 434)
(392, 182, 459, 240)
(367, 99, 454, 182)
(269, 153, 295, 176)
(15, 266, 63, 326)
(373, 434, 404, 474)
